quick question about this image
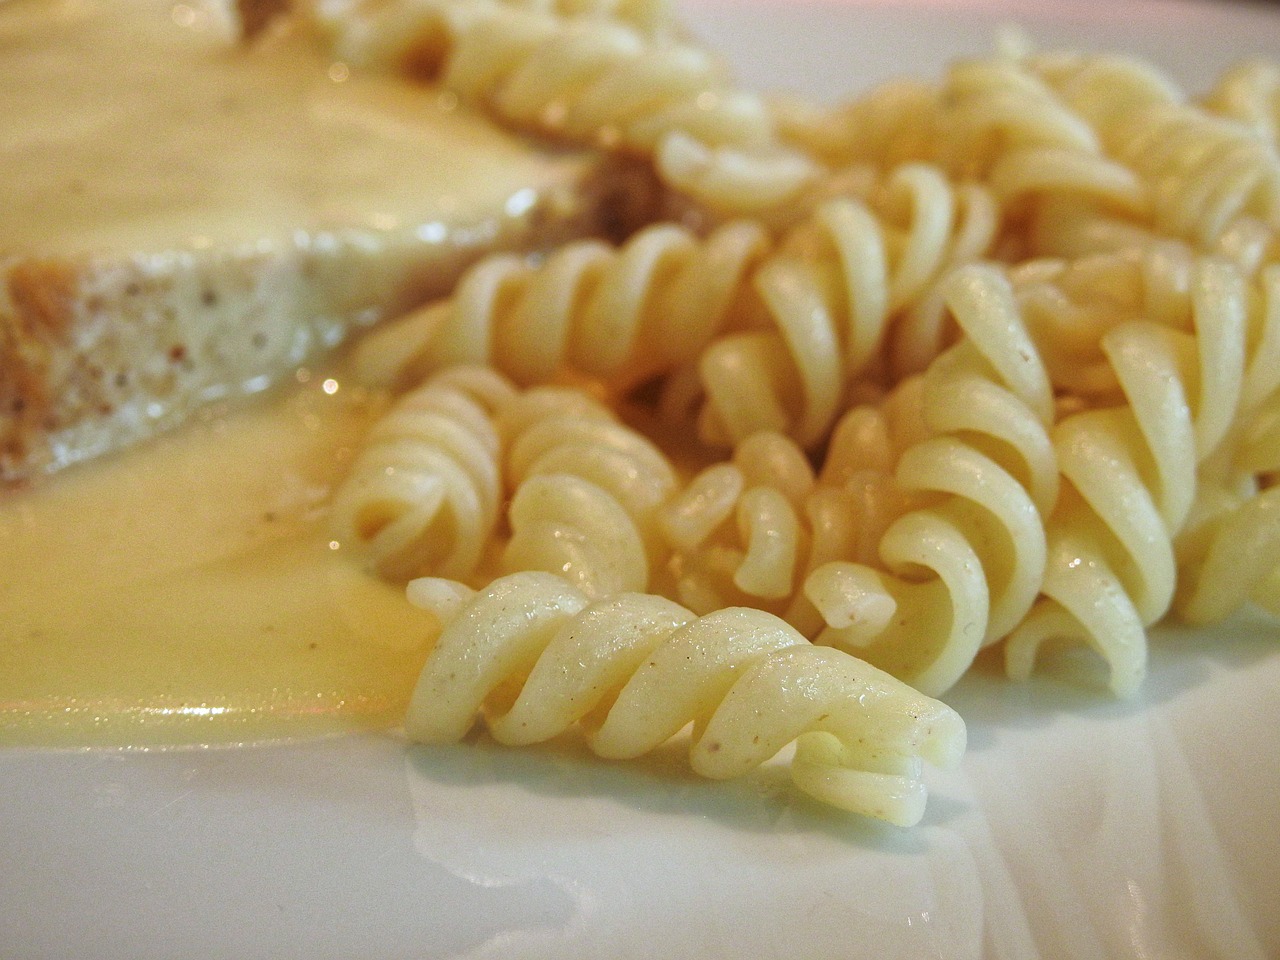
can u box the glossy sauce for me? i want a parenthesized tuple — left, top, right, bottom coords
(0, 0, 585, 255)
(0, 376, 439, 747)
(0, 0, 596, 747)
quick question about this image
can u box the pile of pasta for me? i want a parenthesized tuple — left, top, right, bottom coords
(317, 0, 1280, 824)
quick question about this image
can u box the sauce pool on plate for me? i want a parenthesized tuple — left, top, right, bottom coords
(0, 375, 437, 748)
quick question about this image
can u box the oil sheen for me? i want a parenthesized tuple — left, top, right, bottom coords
(0, 376, 438, 747)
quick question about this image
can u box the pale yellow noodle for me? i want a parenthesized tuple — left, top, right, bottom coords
(499, 386, 679, 596)
(405, 570, 966, 825)
(1006, 250, 1260, 695)
(330, 366, 516, 580)
(807, 262, 1055, 697)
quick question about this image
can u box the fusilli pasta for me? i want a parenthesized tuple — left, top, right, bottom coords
(1175, 480, 1280, 624)
(698, 168, 1000, 445)
(658, 415, 916, 635)
(330, 366, 515, 580)
(315, 0, 821, 215)
(1005, 248, 1264, 694)
(770, 79, 940, 173)
(1207, 60, 1280, 147)
(318, 17, 1280, 826)
(351, 219, 772, 392)
(806, 263, 1055, 696)
(404, 570, 966, 825)
(1033, 52, 1280, 249)
(939, 57, 1148, 216)
(499, 386, 679, 596)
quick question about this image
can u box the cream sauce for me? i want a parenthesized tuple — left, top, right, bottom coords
(0, 0, 583, 256)
(0, 374, 440, 747)
(0, 0, 598, 747)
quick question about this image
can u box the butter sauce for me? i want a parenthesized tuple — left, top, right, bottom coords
(0, 376, 439, 747)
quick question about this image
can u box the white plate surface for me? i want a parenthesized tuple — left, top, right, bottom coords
(4, 1, 1280, 958)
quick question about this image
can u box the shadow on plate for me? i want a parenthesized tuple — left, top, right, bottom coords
(945, 607, 1280, 751)
(404, 733, 948, 853)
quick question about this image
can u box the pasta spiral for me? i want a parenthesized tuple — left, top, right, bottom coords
(936, 56, 1149, 217)
(404, 570, 966, 825)
(498, 386, 679, 597)
(1005, 249, 1260, 695)
(659, 430, 821, 622)
(330, 366, 516, 580)
(658, 401, 919, 634)
(1174, 323, 1280, 624)
(770, 79, 941, 173)
(698, 168, 1000, 447)
(320, 0, 820, 215)
(1032, 52, 1280, 248)
(1175, 480, 1280, 625)
(353, 171, 994, 451)
(311, 0, 679, 70)
(805, 262, 1056, 697)
(350, 219, 772, 393)
(774, 53, 1149, 219)
(304, 13, 1280, 824)
(1207, 60, 1280, 148)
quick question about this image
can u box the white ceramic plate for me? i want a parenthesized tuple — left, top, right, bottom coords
(4, 1, 1280, 957)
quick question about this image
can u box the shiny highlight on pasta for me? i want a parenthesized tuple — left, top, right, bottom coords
(405, 571, 966, 825)
(321, 12, 1280, 822)
(806, 263, 1056, 696)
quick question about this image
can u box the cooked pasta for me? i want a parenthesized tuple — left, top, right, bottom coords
(1206, 60, 1280, 147)
(806, 263, 1055, 697)
(352, 167, 994, 450)
(498, 386, 679, 596)
(930, 56, 1150, 222)
(316, 0, 820, 215)
(658, 430, 817, 619)
(698, 168, 1000, 446)
(770, 79, 941, 172)
(404, 570, 966, 824)
(657, 131, 827, 219)
(774, 52, 1148, 222)
(785, 48, 1280, 268)
(350, 219, 772, 393)
(1031, 52, 1280, 249)
(1004, 248, 1264, 695)
(658, 411, 916, 634)
(1176, 480, 1280, 624)
(1235, 374, 1280, 473)
(330, 366, 515, 580)
(1001, 253, 1164, 397)
(313, 21, 1280, 828)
